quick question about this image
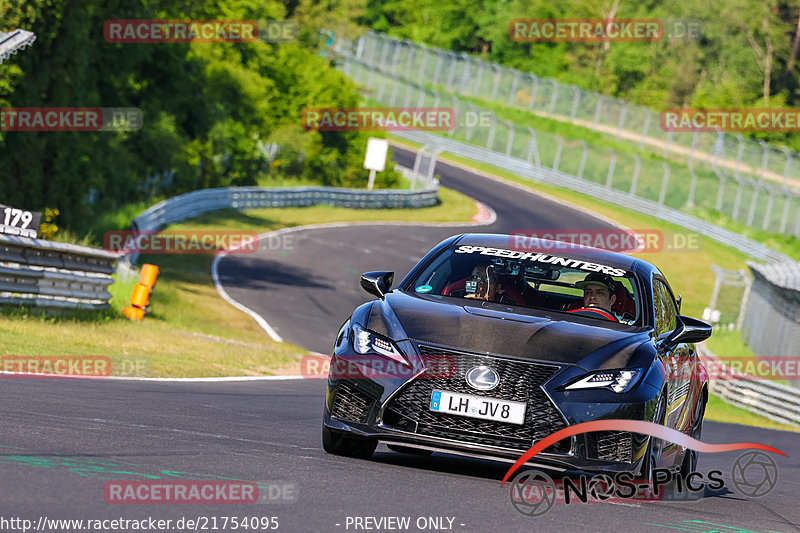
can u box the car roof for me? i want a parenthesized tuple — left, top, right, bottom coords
(454, 233, 640, 272)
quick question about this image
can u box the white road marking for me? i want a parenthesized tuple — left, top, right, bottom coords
(210, 203, 496, 345)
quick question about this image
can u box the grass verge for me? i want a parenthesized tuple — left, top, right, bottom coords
(0, 186, 477, 377)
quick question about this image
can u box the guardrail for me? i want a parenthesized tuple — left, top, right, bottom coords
(125, 178, 438, 265)
(0, 172, 436, 306)
(741, 262, 800, 382)
(0, 233, 117, 310)
(698, 344, 800, 426)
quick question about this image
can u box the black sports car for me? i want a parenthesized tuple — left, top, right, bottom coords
(322, 233, 712, 481)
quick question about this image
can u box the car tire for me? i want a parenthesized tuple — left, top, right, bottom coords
(640, 395, 667, 495)
(681, 396, 704, 473)
(387, 444, 434, 456)
(322, 426, 377, 459)
(671, 395, 706, 501)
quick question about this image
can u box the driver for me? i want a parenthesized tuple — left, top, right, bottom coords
(569, 273, 619, 321)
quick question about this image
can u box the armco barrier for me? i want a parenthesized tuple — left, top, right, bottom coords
(0, 233, 117, 310)
(698, 344, 800, 426)
(741, 261, 800, 385)
(124, 178, 438, 265)
(0, 177, 437, 307)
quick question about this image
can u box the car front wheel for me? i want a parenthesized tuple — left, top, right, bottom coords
(672, 395, 706, 500)
(640, 395, 666, 489)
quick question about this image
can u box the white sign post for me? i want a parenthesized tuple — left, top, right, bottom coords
(363, 137, 389, 190)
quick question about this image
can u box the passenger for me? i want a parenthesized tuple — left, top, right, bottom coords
(464, 263, 499, 301)
(463, 263, 525, 305)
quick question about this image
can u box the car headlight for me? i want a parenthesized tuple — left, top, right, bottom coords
(351, 323, 407, 364)
(565, 369, 642, 393)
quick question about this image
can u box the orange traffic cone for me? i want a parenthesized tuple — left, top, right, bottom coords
(122, 264, 159, 320)
(140, 264, 158, 289)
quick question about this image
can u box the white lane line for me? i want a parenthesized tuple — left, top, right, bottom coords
(81, 417, 316, 450)
(212, 234, 285, 342)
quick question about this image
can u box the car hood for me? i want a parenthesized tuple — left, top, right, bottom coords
(365, 291, 651, 368)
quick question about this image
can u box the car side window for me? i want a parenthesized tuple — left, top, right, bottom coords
(653, 279, 677, 336)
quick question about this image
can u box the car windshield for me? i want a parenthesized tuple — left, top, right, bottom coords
(409, 244, 640, 325)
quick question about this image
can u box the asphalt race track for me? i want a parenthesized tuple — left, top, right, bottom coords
(217, 147, 622, 354)
(2, 147, 798, 533)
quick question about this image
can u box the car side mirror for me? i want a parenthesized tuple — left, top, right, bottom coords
(676, 294, 682, 313)
(360, 271, 394, 299)
(662, 315, 712, 349)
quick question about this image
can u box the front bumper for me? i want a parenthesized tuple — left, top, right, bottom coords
(323, 344, 662, 474)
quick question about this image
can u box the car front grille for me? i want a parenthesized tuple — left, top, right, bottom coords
(330, 381, 375, 424)
(587, 431, 633, 463)
(382, 345, 571, 454)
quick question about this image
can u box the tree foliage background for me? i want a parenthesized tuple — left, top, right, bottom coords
(9, 0, 800, 234)
(0, 0, 397, 232)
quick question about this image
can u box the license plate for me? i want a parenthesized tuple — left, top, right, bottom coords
(429, 390, 526, 425)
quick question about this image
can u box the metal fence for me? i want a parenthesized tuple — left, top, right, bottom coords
(339, 32, 800, 240)
(0, 233, 117, 309)
(704, 266, 752, 331)
(354, 32, 800, 187)
(332, 50, 790, 263)
(741, 262, 800, 384)
(124, 179, 438, 265)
